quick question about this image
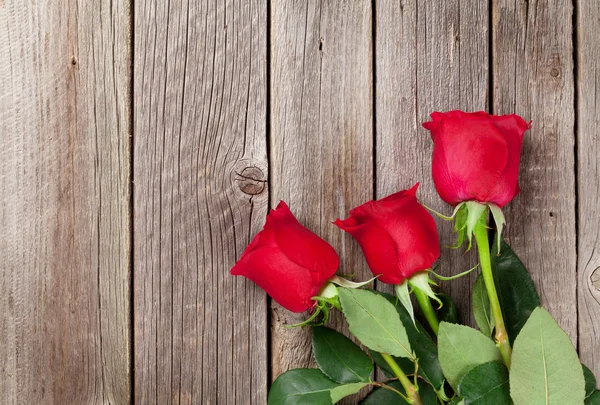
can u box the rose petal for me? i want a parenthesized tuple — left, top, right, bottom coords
(231, 247, 315, 312)
(335, 219, 402, 284)
(271, 201, 339, 287)
(432, 111, 509, 204)
(382, 200, 440, 279)
(486, 114, 528, 207)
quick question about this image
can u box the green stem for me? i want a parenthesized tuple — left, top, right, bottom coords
(413, 288, 440, 335)
(371, 381, 405, 398)
(473, 218, 512, 368)
(380, 353, 423, 405)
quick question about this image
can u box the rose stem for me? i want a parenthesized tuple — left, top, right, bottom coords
(412, 287, 440, 335)
(379, 353, 423, 405)
(473, 217, 512, 368)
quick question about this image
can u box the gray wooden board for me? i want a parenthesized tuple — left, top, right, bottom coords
(0, 0, 132, 403)
(2, 0, 596, 402)
(577, 0, 600, 376)
(269, 1, 374, 403)
(133, 0, 269, 403)
(492, 0, 577, 343)
(375, 0, 488, 331)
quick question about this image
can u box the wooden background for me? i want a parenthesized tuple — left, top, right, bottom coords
(1, 0, 598, 403)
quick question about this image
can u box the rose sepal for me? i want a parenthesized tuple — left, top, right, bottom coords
(329, 274, 378, 289)
(393, 270, 442, 332)
(284, 274, 378, 328)
(409, 272, 442, 308)
(428, 201, 506, 252)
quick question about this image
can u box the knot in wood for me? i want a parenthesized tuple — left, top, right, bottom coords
(236, 166, 266, 195)
(547, 54, 562, 80)
(591, 267, 600, 292)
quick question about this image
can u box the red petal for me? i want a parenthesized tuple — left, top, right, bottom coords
(231, 247, 315, 312)
(431, 135, 464, 205)
(384, 202, 440, 279)
(339, 185, 419, 224)
(270, 202, 339, 287)
(335, 186, 439, 284)
(337, 220, 402, 284)
(429, 111, 509, 204)
(486, 114, 528, 207)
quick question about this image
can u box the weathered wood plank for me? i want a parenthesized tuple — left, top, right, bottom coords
(0, 0, 131, 403)
(576, 0, 600, 375)
(269, 1, 373, 400)
(492, 0, 577, 342)
(133, 0, 269, 403)
(375, 0, 488, 322)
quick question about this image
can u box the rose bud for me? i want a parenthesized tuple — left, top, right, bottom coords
(230, 201, 339, 313)
(423, 110, 529, 248)
(334, 184, 439, 285)
(422, 110, 529, 208)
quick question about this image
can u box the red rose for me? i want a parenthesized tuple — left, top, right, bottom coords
(423, 110, 529, 208)
(334, 184, 439, 285)
(230, 201, 339, 312)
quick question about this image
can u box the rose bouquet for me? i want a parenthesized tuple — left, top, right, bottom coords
(231, 111, 599, 405)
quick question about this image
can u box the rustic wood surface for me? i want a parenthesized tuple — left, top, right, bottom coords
(577, 0, 600, 377)
(269, 3, 373, 403)
(133, 0, 269, 404)
(492, 0, 577, 343)
(1, 0, 598, 403)
(0, 0, 132, 403)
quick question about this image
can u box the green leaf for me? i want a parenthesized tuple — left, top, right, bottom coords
(268, 369, 337, 405)
(359, 380, 438, 405)
(584, 364, 598, 398)
(339, 288, 413, 359)
(268, 369, 368, 405)
(438, 322, 502, 389)
(312, 326, 373, 384)
(330, 382, 369, 402)
(376, 291, 445, 389)
(457, 361, 511, 405)
(449, 398, 465, 405)
(472, 273, 494, 337)
(491, 237, 540, 344)
(438, 294, 459, 324)
(586, 390, 600, 405)
(510, 307, 585, 405)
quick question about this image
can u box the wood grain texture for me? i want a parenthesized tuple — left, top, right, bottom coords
(492, 0, 577, 342)
(269, 0, 373, 400)
(576, 0, 600, 376)
(0, 0, 131, 403)
(133, 0, 269, 404)
(375, 0, 488, 322)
